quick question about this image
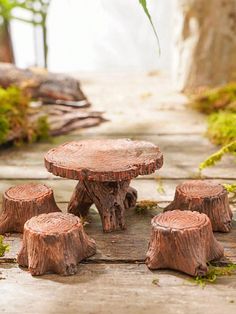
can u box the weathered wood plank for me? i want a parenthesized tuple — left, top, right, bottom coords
(0, 134, 234, 179)
(0, 263, 236, 314)
(1, 205, 235, 264)
(0, 179, 235, 204)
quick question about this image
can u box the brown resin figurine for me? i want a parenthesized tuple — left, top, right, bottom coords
(45, 139, 163, 232)
(164, 180, 233, 232)
(0, 183, 60, 234)
(17, 212, 96, 276)
(146, 210, 224, 276)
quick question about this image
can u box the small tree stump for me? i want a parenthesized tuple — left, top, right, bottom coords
(146, 210, 224, 276)
(17, 212, 96, 276)
(45, 139, 163, 232)
(0, 183, 60, 234)
(165, 180, 233, 232)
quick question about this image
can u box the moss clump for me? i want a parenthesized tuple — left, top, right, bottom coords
(0, 86, 29, 144)
(224, 183, 236, 193)
(135, 200, 158, 214)
(192, 263, 236, 287)
(0, 86, 50, 145)
(35, 116, 50, 142)
(206, 112, 236, 146)
(191, 83, 236, 114)
(0, 236, 9, 257)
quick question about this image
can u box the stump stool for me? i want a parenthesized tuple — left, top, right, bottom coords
(0, 183, 60, 234)
(146, 210, 224, 276)
(164, 180, 233, 232)
(45, 139, 163, 232)
(17, 212, 96, 276)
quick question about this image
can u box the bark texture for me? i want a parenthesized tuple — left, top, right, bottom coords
(146, 210, 224, 276)
(82, 180, 130, 232)
(0, 183, 60, 234)
(0, 62, 87, 102)
(123, 186, 138, 210)
(173, 0, 236, 91)
(68, 183, 137, 217)
(165, 180, 233, 232)
(17, 212, 96, 276)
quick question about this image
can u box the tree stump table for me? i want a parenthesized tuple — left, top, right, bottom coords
(0, 183, 60, 234)
(17, 212, 96, 276)
(164, 180, 233, 232)
(146, 210, 224, 276)
(44, 139, 163, 232)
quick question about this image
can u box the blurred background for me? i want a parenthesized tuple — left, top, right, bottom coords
(1, 0, 235, 91)
(0, 0, 235, 155)
(1, 0, 173, 72)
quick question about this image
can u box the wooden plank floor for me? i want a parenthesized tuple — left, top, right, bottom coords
(0, 72, 235, 314)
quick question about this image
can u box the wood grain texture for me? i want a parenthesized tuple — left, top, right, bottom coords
(165, 180, 233, 232)
(1, 263, 236, 314)
(146, 210, 224, 276)
(0, 183, 60, 234)
(17, 212, 96, 276)
(44, 139, 163, 181)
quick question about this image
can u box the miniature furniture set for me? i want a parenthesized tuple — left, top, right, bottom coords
(0, 139, 233, 277)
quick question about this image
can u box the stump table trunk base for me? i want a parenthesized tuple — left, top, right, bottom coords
(17, 212, 96, 276)
(0, 183, 60, 234)
(68, 180, 137, 232)
(45, 139, 163, 232)
(146, 210, 224, 276)
(164, 180, 233, 232)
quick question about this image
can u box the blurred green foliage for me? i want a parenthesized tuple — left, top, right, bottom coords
(192, 84, 236, 177)
(192, 83, 236, 114)
(206, 112, 236, 146)
(0, 235, 9, 257)
(0, 86, 50, 145)
(0, 0, 51, 66)
(139, 0, 160, 54)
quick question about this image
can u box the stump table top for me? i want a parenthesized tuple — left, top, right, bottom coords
(44, 139, 163, 181)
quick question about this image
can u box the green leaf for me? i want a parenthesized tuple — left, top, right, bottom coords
(139, 0, 160, 54)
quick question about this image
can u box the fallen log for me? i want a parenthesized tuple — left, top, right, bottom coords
(0, 64, 106, 145)
(0, 62, 89, 105)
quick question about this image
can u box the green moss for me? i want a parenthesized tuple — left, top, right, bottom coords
(191, 83, 236, 114)
(191, 263, 236, 287)
(0, 236, 9, 257)
(206, 112, 236, 145)
(135, 200, 158, 214)
(224, 183, 236, 193)
(0, 86, 50, 145)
